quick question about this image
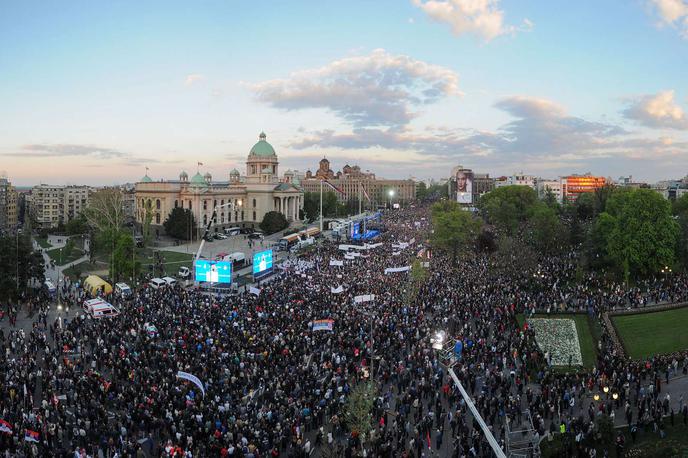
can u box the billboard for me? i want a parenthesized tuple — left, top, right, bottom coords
(194, 260, 232, 283)
(455, 169, 473, 204)
(252, 249, 273, 277)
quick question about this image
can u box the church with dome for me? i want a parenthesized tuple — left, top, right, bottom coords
(135, 132, 303, 237)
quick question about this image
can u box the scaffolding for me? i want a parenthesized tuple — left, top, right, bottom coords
(504, 410, 541, 458)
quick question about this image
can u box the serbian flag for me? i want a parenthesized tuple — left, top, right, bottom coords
(25, 429, 40, 443)
(361, 184, 371, 202)
(426, 430, 431, 449)
(0, 420, 12, 435)
(323, 180, 345, 196)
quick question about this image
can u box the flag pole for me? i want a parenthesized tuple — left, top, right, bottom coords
(319, 179, 323, 232)
(358, 182, 362, 216)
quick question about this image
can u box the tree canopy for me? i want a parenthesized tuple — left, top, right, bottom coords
(260, 211, 289, 234)
(431, 200, 482, 261)
(595, 188, 679, 279)
(478, 185, 538, 234)
(163, 207, 196, 240)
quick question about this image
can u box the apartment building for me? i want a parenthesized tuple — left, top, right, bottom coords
(30, 185, 91, 229)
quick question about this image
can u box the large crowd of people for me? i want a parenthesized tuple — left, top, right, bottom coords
(1, 204, 688, 457)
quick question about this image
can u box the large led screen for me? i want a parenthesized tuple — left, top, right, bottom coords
(252, 250, 273, 276)
(194, 260, 232, 283)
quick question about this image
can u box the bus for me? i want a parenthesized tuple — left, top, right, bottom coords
(277, 233, 301, 251)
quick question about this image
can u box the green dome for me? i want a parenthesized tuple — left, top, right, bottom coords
(249, 132, 276, 157)
(230, 168, 240, 175)
(190, 172, 208, 187)
(140, 175, 153, 183)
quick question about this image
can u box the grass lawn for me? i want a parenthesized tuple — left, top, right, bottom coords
(138, 250, 194, 277)
(541, 421, 688, 457)
(517, 313, 597, 370)
(36, 237, 52, 249)
(612, 307, 688, 359)
(46, 244, 85, 266)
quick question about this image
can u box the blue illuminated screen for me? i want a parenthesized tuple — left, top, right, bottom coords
(194, 260, 232, 283)
(252, 250, 273, 275)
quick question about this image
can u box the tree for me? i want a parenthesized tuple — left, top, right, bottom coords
(595, 188, 679, 280)
(342, 381, 377, 442)
(673, 193, 688, 268)
(416, 181, 428, 199)
(260, 211, 288, 234)
(574, 192, 595, 220)
(527, 203, 566, 254)
(112, 232, 140, 283)
(479, 185, 538, 234)
(303, 192, 320, 221)
(431, 201, 482, 262)
(83, 189, 128, 279)
(163, 207, 196, 240)
(0, 234, 44, 300)
(302, 191, 339, 221)
(406, 259, 428, 306)
(65, 214, 89, 235)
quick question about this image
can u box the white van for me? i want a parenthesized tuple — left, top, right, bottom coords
(44, 280, 57, 297)
(115, 282, 132, 299)
(149, 278, 166, 290)
(83, 298, 120, 319)
(224, 227, 241, 236)
(162, 276, 177, 287)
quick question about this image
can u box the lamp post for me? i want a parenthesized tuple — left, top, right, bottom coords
(387, 189, 394, 209)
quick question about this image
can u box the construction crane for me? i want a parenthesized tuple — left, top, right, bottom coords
(194, 201, 242, 262)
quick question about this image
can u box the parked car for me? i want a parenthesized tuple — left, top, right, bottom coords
(248, 232, 264, 240)
(178, 266, 190, 279)
(203, 234, 214, 242)
(149, 278, 166, 290)
(215, 233, 227, 240)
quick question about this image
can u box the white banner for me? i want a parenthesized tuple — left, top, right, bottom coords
(177, 371, 205, 397)
(422, 261, 430, 268)
(392, 242, 409, 250)
(249, 286, 261, 296)
(331, 285, 344, 294)
(392, 251, 401, 256)
(344, 254, 355, 260)
(409, 238, 416, 245)
(329, 260, 344, 266)
(384, 266, 411, 274)
(354, 294, 376, 304)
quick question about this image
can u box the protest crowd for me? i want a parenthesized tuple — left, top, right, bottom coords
(1, 204, 688, 457)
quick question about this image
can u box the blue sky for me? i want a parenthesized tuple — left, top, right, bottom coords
(1, 0, 687, 185)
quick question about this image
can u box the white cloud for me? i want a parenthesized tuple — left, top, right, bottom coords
(412, 0, 532, 41)
(648, 0, 688, 37)
(184, 74, 205, 86)
(623, 90, 688, 129)
(288, 95, 687, 169)
(246, 49, 460, 128)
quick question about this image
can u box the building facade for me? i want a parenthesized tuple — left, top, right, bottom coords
(134, 132, 303, 237)
(561, 174, 607, 201)
(301, 158, 416, 207)
(536, 179, 563, 203)
(448, 166, 494, 204)
(0, 177, 18, 232)
(495, 173, 537, 189)
(29, 184, 91, 229)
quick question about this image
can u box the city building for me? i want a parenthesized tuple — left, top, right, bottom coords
(29, 184, 91, 229)
(301, 158, 416, 207)
(536, 179, 563, 203)
(448, 166, 494, 204)
(561, 174, 607, 201)
(616, 176, 649, 189)
(0, 176, 18, 232)
(134, 132, 303, 237)
(494, 173, 537, 189)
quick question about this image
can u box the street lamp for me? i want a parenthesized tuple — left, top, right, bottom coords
(387, 189, 395, 209)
